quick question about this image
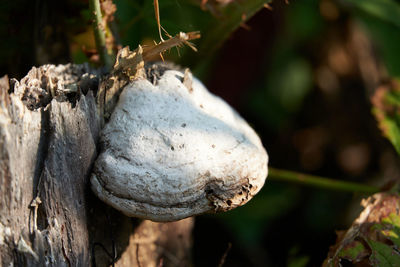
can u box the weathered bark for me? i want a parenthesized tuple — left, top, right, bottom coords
(0, 64, 193, 266)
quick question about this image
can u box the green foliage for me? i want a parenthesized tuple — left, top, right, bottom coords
(365, 211, 400, 266)
(341, 0, 400, 29)
(249, 0, 320, 130)
(341, 0, 400, 77)
(337, 241, 368, 261)
(72, 49, 90, 64)
(250, 57, 313, 129)
(197, 0, 272, 56)
(325, 195, 400, 266)
(215, 184, 300, 245)
(287, 255, 310, 267)
(366, 239, 400, 266)
(374, 213, 400, 249)
(287, 246, 310, 267)
(114, 0, 270, 69)
(372, 81, 400, 155)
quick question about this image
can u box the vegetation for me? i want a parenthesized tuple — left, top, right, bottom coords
(1, 0, 400, 265)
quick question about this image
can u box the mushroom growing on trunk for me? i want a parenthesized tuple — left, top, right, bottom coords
(91, 46, 268, 222)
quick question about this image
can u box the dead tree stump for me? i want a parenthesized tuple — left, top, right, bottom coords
(0, 64, 193, 267)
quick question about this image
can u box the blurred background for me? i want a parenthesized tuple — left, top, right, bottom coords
(2, 0, 400, 266)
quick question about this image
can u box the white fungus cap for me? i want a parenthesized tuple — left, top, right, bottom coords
(91, 69, 268, 222)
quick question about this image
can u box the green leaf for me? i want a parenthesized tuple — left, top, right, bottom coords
(340, 0, 400, 77)
(287, 255, 309, 267)
(341, 0, 400, 29)
(198, 0, 272, 56)
(366, 239, 400, 266)
(249, 56, 313, 130)
(216, 184, 300, 244)
(337, 241, 368, 261)
(114, 0, 271, 67)
(371, 81, 400, 155)
(355, 14, 400, 78)
(115, 0, 211, 64)
(375, 213, 400, 249)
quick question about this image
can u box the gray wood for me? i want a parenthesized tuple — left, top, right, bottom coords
(0, 64, 193, 267)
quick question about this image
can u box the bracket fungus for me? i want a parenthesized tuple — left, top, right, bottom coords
(91, 58, 268, 222)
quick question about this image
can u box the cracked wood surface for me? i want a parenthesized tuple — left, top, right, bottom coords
(0, 64, 193, 267)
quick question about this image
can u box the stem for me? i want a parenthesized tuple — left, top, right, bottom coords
(142, 31, 200, 61)
(89, 0, 113, 69)
(268, 167, 380, 194)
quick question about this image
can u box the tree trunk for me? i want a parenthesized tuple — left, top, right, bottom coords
(0, 64, 193, 267)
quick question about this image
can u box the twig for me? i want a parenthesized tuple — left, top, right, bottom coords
(142, 31, 201, 61)
(154, 0, 165, 42)
(157, 258, 164, 267)
(268, 167, 380, 194)
(217, 242, 232, 267)
(136, 244, 142, 267)
(89, 0, 113, 69)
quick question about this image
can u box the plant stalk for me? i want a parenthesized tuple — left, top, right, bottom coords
(89, 0, 113, 69)
(268, 167, 380, 194)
